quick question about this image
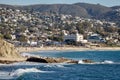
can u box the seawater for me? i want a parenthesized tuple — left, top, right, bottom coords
(0, 50, 120, 80)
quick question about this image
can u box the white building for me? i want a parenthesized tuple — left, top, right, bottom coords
(27, 40, 38, 46)
(11, 35, 16, 40)
(63, 32, 84, 42)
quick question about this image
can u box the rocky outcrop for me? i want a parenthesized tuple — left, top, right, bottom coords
(0, 60, 19, 64)
(82, 59, 94, 63)
(0, 39, 21, 58)
(27, 57, 78, 64)
(26, 57, 48, 63)
(0, 39, 25, 64)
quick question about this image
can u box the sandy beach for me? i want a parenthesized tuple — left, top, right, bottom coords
(16, 46, 120, 53)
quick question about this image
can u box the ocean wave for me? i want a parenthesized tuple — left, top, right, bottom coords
(78, 60, 117, 64)
(0, 71, 14, 79)
(100, 60, 114, 64)
(44, 64, 65, 68)
(9, 68, 47, 77)
(78, 60, 85, 64)
(21, 52, 38, 57)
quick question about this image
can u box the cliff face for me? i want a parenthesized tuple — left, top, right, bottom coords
(0, 39, 21, 58)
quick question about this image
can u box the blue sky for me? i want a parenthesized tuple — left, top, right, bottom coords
(0, 0, 120, 7)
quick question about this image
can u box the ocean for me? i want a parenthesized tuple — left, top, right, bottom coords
(0, 50, 120, 80)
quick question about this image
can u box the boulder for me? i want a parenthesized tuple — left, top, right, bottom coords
(26, 57, 48, 63)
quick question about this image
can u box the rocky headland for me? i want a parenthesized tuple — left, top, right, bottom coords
(0, 39, 95, 64)
(0, 39, 26, 64)
(0, 39, 79, 64)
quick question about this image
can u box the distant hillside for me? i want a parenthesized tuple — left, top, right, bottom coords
(74, 3, 112, 18)
(0, 4, 18, 9)
(0, 3, 120, 22)
(20, 4, 90, 18)
(111, 6, 120, 9)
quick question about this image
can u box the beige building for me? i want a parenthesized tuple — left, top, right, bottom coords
(63, 32, 84, 42)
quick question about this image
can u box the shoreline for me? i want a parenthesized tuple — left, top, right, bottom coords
(0, 47, 120, 64)
(16, 47, 120, 53)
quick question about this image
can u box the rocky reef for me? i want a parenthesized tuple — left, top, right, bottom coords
(82, 59, 94, 63)
(26, 57, 78, 64)
(26, 56, 95, 64)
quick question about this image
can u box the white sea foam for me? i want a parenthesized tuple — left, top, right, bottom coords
(10, 68, 47, 77)
(55, 65, 65, 68)
(21, 52, 37, 57)
(78, 60, 84, 64)
(78, 60, 115, 64)
(44, 65, 53, 67)
(101, 60, 114, 64)
(0, 71, 14, 79)
(44, 64, 65, 68)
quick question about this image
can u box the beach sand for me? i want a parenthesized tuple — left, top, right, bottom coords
(16, 46, 120, 53)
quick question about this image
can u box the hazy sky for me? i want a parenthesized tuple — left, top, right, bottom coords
(0, 0, 119, 7)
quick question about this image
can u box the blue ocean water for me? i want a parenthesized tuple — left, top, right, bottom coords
(0, 50, 120, 80)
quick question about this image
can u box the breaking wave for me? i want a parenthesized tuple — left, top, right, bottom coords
(44, 64, 65, 68)
(78, 60, 117, 64)
(9, 68, 47, 77)
(21, 52, 38, 57)
(0, 71, 13, 79)
(78, 60, 85, 64)
(101, 60, 114, 64)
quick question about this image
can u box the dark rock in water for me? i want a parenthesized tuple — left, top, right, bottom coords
(26, 57, 48, 63)
(26, 57, 78, 64)
(82, 59, 94, 63)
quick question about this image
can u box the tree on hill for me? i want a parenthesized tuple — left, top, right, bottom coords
(16, 35, 28, 42)
(3, 34, 12, 40)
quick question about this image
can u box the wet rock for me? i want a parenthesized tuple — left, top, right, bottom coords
(82, 59, 94, 63)
(26, 57, 78, 64)
(26, 57, 48, 63)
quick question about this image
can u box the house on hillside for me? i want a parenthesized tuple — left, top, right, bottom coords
(88, 34, 105, 43)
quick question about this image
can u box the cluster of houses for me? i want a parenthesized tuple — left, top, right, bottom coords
(63, 32, 106, 46)
(0, 7, 120, 47)
(8, 32, 106, 47)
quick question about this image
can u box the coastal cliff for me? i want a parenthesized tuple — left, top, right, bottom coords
(0, 39, 26, 64)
